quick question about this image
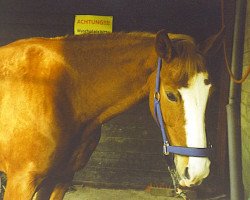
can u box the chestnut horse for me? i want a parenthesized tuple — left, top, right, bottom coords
(0, 29, 223, 199)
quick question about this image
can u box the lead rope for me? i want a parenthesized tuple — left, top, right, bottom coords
(221, 0, 250, 83)
(167, 166, 188, 199)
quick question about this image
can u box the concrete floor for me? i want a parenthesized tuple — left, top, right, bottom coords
(64, 186, 229, 200)
(64, 186, 182, 200)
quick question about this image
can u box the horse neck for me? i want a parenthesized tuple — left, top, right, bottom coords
(67, 34, 158, 124)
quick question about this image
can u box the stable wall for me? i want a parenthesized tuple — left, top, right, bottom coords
(242, 2, 250, 199)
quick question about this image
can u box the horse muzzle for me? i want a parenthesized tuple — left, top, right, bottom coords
(176, 156, 211, 187)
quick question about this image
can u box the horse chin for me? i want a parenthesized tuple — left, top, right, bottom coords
(178, 177, 203, 187)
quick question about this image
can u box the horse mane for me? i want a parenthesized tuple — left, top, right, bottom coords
(57, 31, 205, 88)
(54, 32, 155, 41)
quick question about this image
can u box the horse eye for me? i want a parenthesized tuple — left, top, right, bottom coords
(166, 92, 178, 102)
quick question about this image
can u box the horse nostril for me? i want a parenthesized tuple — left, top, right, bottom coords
(185, 167, 190, 179)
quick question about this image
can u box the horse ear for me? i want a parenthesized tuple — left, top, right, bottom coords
(199, 26, 225, 56)
(155, 29, 176, 62)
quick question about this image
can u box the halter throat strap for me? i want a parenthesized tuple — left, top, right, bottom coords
(154, 58, 212, 157)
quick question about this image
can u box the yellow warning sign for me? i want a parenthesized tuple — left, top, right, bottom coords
(74, 15, 113, 35)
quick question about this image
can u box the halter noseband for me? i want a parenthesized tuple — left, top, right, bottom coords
(154, 58, 212, 157)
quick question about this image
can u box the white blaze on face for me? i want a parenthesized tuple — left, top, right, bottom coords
(178, 72, 211, 186)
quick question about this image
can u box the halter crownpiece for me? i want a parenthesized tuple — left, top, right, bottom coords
(154, 57, 212, 157)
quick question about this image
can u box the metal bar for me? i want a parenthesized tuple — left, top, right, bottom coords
(227, 0, 247, 199)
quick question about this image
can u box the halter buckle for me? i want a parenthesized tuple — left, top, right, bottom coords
(208, 142, 213, 149)
(163, 142, 170, 156)
(154, 92, 160, 102)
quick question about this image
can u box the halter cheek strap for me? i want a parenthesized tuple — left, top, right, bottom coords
(154, 58, 212, 157)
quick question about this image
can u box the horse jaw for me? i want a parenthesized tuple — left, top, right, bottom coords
(177, 72, 211, 187)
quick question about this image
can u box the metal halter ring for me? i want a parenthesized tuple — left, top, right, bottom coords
(154, 92, 160, 102)
(163, 142, 170, 156)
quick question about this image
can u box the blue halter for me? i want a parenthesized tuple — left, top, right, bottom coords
(154, 58, 212, 157)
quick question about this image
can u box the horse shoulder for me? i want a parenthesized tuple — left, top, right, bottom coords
(0, 39, 74, 153)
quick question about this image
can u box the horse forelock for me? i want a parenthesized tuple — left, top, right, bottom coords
(162, 35, 206, 88)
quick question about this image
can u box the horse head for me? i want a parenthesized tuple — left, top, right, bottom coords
(149, 29, 224, 187)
